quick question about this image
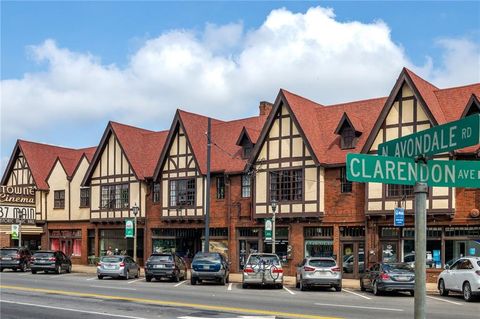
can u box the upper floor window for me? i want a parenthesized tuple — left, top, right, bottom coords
(340, 167, 352, 193)
(341, 127, 356, 149)
(270, 169, 303, 202)
(386, 184, 414, 198)
(170, 179, 195, 207)
(153, 183, 160, 203)
(54, 190, 65, 209)
(241, 174, 251, 198)
(101, 184, 129, 210)
(80, 188, 90, 207)
(243, 145, 253, 159)
(216, 176, 225, 199)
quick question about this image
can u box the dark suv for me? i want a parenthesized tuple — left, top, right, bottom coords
(145, 253, 187, 282)
(191, 252, 230, 285)
(0, 247, 31, 272)
(31, 250, 72, 274)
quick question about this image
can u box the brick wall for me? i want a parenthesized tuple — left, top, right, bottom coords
(0, 232, 12, 248)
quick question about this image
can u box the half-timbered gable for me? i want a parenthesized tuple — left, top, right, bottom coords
(250, 91, 324, 218)
(5, 151, 34, 187)
(46, 159, 70, 221)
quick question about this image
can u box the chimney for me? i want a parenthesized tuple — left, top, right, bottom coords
(259, 101, 273, 116)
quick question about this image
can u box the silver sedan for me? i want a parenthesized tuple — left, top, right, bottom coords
(97, 255, 140, 280)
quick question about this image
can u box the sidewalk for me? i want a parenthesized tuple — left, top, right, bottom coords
(72, 265, 438, 292)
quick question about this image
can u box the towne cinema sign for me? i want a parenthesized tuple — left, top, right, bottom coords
(0, 185, 36, 224)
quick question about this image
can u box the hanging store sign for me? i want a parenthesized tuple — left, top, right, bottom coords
(125, 219, 134, 238)
(378, 114, 480, 158)
(11, 224, 19, 239)
(264, 219, 272, 241)
(394, 208, 405, 227)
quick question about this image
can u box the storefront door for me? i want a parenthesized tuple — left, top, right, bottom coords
(341, 242, 365, 279)
(239, 240, 259, 270)
(60, 239, 73, 257)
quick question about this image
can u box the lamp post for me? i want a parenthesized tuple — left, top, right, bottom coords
(18, 211, 24, 248)
(271, 200, 278, 254)
(132, 204, 139, 261)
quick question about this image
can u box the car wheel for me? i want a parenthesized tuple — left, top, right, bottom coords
(191, 277, 197, 285)
(277, 284, 283, 289)
(242, 283, 248, 289)
(12, 268, 17, 272)
(373, 281, 381, 296)
(135, 268, 140, 279)
(98, 275, 103, 280)
(31, 270, 36, 274)
(360, 280, 366, 292)
(219, 276, 226, 285)
(438, 279, 449, 296)
(300, 279, 307, 291)
(20, 263, 27, 272)
(463, 282, 474, 302)
(173, 273, 180, 282)
(66, 264, 72, 273)
(146, 276, 152, 282)
(56, 265, 61, 274)
(335, 285, 342, 292)
(125, 271, 130, 280)
(226, 275, 229, 284)
(409, 290, 415, 296)
(295, 277, 300, 289)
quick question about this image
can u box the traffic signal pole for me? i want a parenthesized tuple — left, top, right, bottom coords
(414, 182, 428, 319)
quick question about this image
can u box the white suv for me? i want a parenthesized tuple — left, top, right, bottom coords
(437, 256, 480, 302)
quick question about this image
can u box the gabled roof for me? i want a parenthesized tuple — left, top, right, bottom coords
(154, 109, 268, 178)
(334, 112, 364, 135)
(236, 126, 261, 146)
(83, 122, 169, 185)
(1, 140, 96, 190)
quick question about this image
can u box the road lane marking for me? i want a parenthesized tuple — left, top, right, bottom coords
(0, 300, 147, 319)
(314, 303, 403, 312)
(227, 283, 232, 291)
(426, 295, 462, 305)
(283, 286, 295, 295)
(342, 288, 371, 300)
(127, 278, 143, 284)
(49, 273, 71, 279)
(86, 277, 97, 281)
(0, 285, 341, 319)
(90, 285, 137, 291)
(174, 280, 187, 287)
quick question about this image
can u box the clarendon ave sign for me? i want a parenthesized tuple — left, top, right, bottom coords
(379, 114, 480, 158)
(346, 154, 480, 188)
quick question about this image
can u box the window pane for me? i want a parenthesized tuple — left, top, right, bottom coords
(269, 170, 303, 202)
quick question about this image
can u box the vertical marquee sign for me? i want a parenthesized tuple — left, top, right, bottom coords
(0, 185, 36, 224)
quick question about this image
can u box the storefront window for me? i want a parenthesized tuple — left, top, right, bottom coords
(305, 240, 334, 258)
(152, 239, 176, 254)
(50, 230, 82, 257)
(382, 242, 397, 263)
(445, 240, 480, 266)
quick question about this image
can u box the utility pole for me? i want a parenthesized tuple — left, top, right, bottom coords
(271, 200, 277, 254)
(414, 182, 428, 319)
(18, 212, 23, 248)
(204, 117, 211, 253)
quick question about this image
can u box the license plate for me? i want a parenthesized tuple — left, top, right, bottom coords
(2, 257, 12, 260)
(203, 265, 210, 270)
(154, 264, 165, 269)
(39, 260, 46, 263)
(396, 276, 409, 281)
(105, 265, 115, 269)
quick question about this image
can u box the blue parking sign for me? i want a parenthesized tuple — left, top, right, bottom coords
(394, 208, 405, 227)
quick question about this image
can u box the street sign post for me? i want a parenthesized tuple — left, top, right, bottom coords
(394, 208, 405, 227)
(378, 114, 480, 158)
(427, 160, 480, 188)
(11, 224, 19, 239)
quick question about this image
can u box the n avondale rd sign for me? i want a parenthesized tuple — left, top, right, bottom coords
(346, 154, 480, 188)
(378, 114, 480, 158)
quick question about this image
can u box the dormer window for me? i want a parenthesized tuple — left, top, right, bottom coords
(334, 113, 362, 150)
(341, 126, 356, 149)
(236, 126, 256, 159)
(243, 145, 253, 158)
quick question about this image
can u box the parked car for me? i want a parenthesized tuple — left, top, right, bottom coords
(403, 252, 434, 268)
(145, 253, 187, 282)
(343, 252, 364, 274)
(30, 250, 72, 274)
(242, 253, 283, 289)
(190, 252, 229, 285)
(438, 256, 480, 302)
(360, 263, 415, 296)
(296, 257, 342, 291)
(97, 255, 140, 280)
(0, 247, 31, 272)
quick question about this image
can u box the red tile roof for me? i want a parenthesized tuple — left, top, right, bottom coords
(13, 140, 96, 190)
(110, 122, 168, 179)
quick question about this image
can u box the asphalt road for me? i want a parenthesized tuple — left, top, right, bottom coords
(0, 270, 478, 319)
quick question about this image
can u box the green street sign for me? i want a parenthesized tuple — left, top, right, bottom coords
(125, 219, 134, 238)
(378, 114, 480, 158)
(347, 153, 420, 185)
(11, 224, 19, 239)
(427, 160, 480, 188)
(264, 218, 272, 241)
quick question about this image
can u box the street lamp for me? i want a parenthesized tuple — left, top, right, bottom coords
(271, 199, 278, 254)
(18, 210, 25, 248)
(132, 203, 139, 261)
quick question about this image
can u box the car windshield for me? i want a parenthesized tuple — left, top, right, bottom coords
(101, 256, 123, 263)
(193, 253, 221, 264)
(0, 249, 18, 256)
(383, 263, 413, 272)
(148, 255, 173, 262)
(309, 259, 336, 267)
(247, 255, 280, 266)
(33, 252, 54, 258)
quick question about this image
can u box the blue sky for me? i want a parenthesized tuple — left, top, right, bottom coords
(1, 1, 479, 170)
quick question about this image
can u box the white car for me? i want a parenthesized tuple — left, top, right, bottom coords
(437, 256, 480, 302)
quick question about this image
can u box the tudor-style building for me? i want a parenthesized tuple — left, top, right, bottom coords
(81, 121, 167, 263)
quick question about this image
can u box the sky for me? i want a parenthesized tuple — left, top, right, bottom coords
(1, 1, 479, 171)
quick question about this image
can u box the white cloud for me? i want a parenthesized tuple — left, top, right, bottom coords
(1, 6, 479, 164)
